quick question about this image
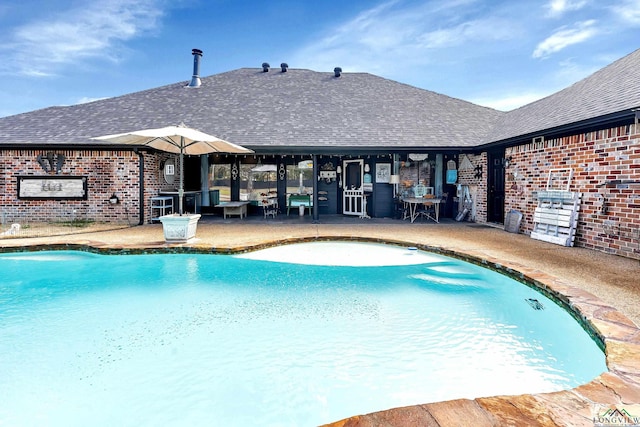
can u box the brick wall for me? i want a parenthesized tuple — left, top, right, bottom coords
(0, 149, 145, 225)
(0, 148, 202, 226)
(457, 153, 487, 222)
(504, 124, 640, 259)
(143, 152, 179, 222)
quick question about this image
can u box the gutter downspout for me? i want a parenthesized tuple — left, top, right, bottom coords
(135, 148, 145, 225)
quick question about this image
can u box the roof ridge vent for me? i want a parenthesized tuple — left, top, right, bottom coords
(280, 63, 288, 72)
(334, 67, 342, 77)
(262, 62, 270, 72)
(187, 49, 203, 88)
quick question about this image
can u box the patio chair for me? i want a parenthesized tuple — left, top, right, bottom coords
(262, 196, 279, 219)
(418, 194, 437, 222)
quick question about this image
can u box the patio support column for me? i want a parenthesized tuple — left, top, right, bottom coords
(435, 153, 444, 197)
(312, 154, 319, 223)
(276, 156, 287, 212)
(200, 155, 210, 206)
(178, 143, 185, 215)
(136, 149, 145, 225)
(230, 157, 241, 201)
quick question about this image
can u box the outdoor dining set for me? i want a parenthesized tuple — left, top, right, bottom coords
(400, 195, 442, 223)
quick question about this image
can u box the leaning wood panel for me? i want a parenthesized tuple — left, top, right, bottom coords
(531, 191, 581, 247)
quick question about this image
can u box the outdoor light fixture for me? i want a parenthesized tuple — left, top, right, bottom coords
(389, 174, 400, 197)
(364, 164, 370, 172)
(109, 193, 120, 204)
(336, 165, 342, 174)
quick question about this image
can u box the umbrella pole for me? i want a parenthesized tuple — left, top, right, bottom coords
(179, 143, 184, 215)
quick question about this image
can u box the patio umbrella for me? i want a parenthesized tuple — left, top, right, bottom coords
(297, 159, 313, 193)
(250, 164, 277, 173)
(94, 124, 253, 215)
(250, 164, 277, 192)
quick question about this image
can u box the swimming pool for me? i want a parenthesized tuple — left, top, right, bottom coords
(0, 242, 606, 426)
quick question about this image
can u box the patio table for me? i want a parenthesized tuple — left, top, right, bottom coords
(401, 197, 442, 223)
(216, 201, 250, 219)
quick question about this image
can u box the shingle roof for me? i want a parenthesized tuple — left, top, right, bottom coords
(3, 48, 640, 151)
(0, 68, 503, 152)
(488, 48, 640, 144)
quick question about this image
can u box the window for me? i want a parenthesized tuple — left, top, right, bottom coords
(240, 163, 277, 201)
(208, 163, 230, 202)
(286, 159, 313, 195)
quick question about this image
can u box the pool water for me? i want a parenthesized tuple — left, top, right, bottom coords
(0, 243, 606, 427)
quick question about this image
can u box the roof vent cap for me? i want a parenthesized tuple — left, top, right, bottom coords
(334, 67, 342, 77)
(262, 62, 270, 72)
(280, 63, 288, 72)
(188, 49, 203, 88)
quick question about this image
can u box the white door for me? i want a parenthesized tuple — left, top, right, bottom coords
(342, 159, 364, 216)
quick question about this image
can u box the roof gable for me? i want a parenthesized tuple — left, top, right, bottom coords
(489, 48, 640, 144)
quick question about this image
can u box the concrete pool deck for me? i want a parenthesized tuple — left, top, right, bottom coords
(2, 217, 640, 426)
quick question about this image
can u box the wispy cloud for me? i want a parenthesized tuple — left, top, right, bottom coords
(609, 0, 640, 25)
(554, 57, 600, 82)
(291, 0, 519, 74)
(1, 0, 165, 77)
(76, 96, 109, 105)
(416, 19, 515, 49)
(532, 20, 598, 58)
(470, 92, 553, 111)
(545, 0, 589, 18)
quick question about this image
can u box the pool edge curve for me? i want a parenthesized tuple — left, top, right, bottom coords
(2, 236, 640, 426)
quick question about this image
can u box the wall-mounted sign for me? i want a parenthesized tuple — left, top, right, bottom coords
(162, 160, 175, 185)
(18, 176, 88, 200)
(375, 163, 391, 183)
(319, 170, 336, 179)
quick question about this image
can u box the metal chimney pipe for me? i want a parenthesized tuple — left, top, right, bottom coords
(188, 49, 203, 88)
(334, 67, 342, 77)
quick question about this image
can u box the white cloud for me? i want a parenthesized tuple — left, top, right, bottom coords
(76, 96, 109, 105)
(291, 0, 519, 73)
(554, 57, 601, 83)
(1, 0, 164, 77)
(470, 92, 551, 111)
(532, 20, 598, 58)
(416, 19, 515, 49)
(609, 0, 640, 25)
(545, 0, 589, 18)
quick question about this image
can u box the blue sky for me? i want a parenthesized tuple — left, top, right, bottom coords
(0, 0, 638, 118)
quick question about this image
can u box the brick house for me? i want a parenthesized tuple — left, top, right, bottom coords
(489, 49, 640, 259)
(0, 49, 638, 259)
